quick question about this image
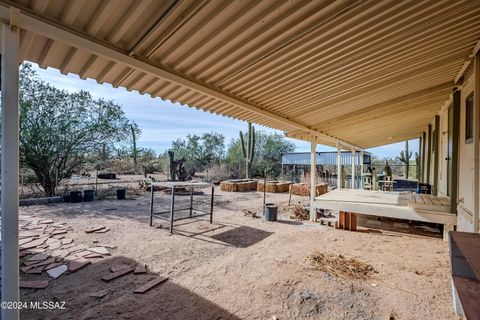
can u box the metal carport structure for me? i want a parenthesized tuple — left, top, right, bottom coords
(0, 1, 480, 318)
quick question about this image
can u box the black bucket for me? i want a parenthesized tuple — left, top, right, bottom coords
(70, 191, 82, 203)
(117, 188, 126, 200)
(83, 189, 95, 201)
(264, 203, 278, 221)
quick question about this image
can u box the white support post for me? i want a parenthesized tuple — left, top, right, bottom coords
(337, 143, 342, 189)
(1, 22, 20, 320)
(360, 150, 364, 189)
(351, 148, 356, 189)
(310, 136, 317, 221)
(474, 52, 480, 233)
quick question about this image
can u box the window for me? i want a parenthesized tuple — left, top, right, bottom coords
(465, 93, 474, 144)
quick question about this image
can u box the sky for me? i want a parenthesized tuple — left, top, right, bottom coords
(30, 63, 418, 158)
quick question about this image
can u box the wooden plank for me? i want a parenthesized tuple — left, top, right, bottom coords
(415, 194, 425, 204)
(421, 194, 434, 205)
(133, 277, 169, 293)
(429, 196, 442, 206)
(102, 266, 134, 282)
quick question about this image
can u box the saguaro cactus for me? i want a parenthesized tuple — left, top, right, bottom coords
(131, 125, 138, 171)
(399, 141, 412, 178)
(240, 122, 255, 179)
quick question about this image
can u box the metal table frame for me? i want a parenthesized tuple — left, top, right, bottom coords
(149, 182, 214, 234)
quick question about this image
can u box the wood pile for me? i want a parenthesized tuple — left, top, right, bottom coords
(257, 181, 293, 193)
(290, 182, 329, 196)
(220, 179, 258, 192)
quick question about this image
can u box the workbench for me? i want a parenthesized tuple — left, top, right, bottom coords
(149, 181, 214, 234)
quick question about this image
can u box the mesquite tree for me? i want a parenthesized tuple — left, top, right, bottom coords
(19, 63, 136, 196)
(399, 141, 412, 178)
(239, 122, 255, 179)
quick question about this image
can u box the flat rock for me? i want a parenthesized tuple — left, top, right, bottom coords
(133, 277, 169, 293)
(89, 290, 109, 298)
(102, 266, 134, 282)
(26, 253, 49, 262)
(25, 265, 46, 274)
(39, 219, 54, 224)
(94, 227, 110, 233)
(19, 236, 48, 250)
(134, 263, 147, 274)
(47, 265, 68, 279)
(88, 247, 110, 255)
(20, 280, 49, 289)
(69, 258, 91, 272)
(84, 252, 103, 259)
(61, 238, 73, 245)
(85, 226, 106, 234)
(51, 249, 69, 259)
(19, 237, 37, 245)
(68, 244, 88, 254)
(110, 264, 132, 273)
(45, 262, 63, 271)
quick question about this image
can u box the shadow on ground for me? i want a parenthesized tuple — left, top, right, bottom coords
(20, 256, 241, 320)
(210, 226, 273, 248)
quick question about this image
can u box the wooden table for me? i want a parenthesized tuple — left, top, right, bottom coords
(149, 181, 214, 234)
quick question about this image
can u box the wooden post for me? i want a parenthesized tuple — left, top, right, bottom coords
(421, 131, 426, 183)
(473, 52, 480, 233)
(1, 22, 20, 320)
(337, 143, 342, 189)
(310, 136, 317, 221)
(351, 148, 356, 189)
(427, 123, 432, 184)
(450, 90, 461, 214)
(360, 150, 364, 188)
(433, 115, 440, 196)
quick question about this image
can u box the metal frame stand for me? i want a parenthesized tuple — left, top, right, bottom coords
(149, 183, 214, 234)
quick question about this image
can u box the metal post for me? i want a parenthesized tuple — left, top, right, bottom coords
(263, 176, 266, 216)
(1, 22, 20, 320)
(189, 187, 193, 217)
(149, 183, 154, 226)
(360, 150, 364, 189)
(336, 143, 342, 189)
(170, 186, 175, 234)
(351, 148, 356, 189)
(210, 185, 214, 224)
(310, 136, 317, 221)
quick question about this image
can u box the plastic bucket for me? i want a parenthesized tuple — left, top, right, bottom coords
(70, 191, 82, 203)
(264, 203, 278, 221)
(83, 190, 95, 201)
(117, 188, 126, 200)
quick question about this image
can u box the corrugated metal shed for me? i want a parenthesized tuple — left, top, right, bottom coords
(282, 151, 371, 166)
(0, 0, 478, 148)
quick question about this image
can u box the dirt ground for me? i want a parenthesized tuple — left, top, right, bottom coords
(18, 187, 460, 320)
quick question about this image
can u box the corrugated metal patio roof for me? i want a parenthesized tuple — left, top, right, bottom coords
(1, 0, 479, 148)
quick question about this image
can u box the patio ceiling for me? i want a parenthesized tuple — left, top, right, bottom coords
(1, 0, 480, 148)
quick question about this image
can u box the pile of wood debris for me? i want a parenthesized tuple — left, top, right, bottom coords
(307, 252, 376, 280)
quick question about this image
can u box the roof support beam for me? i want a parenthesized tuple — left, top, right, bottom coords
(0, 3, 361, 150)
(1, 21, 20, 320)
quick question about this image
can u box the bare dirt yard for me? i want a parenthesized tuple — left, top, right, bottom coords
(18, 186, 460, 320)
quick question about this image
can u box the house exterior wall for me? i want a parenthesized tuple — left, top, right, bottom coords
(420, 65, 479, 232)
(457, 73, 476, 232)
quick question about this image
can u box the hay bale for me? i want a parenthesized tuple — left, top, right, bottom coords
(276, 182, 292, 193)
(290, 183, 329, 196)
(249, 180, 258, 190)
(236, 181, 251, 192)
(265, 182, 278, 193)
(220, 181, 237, 192)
